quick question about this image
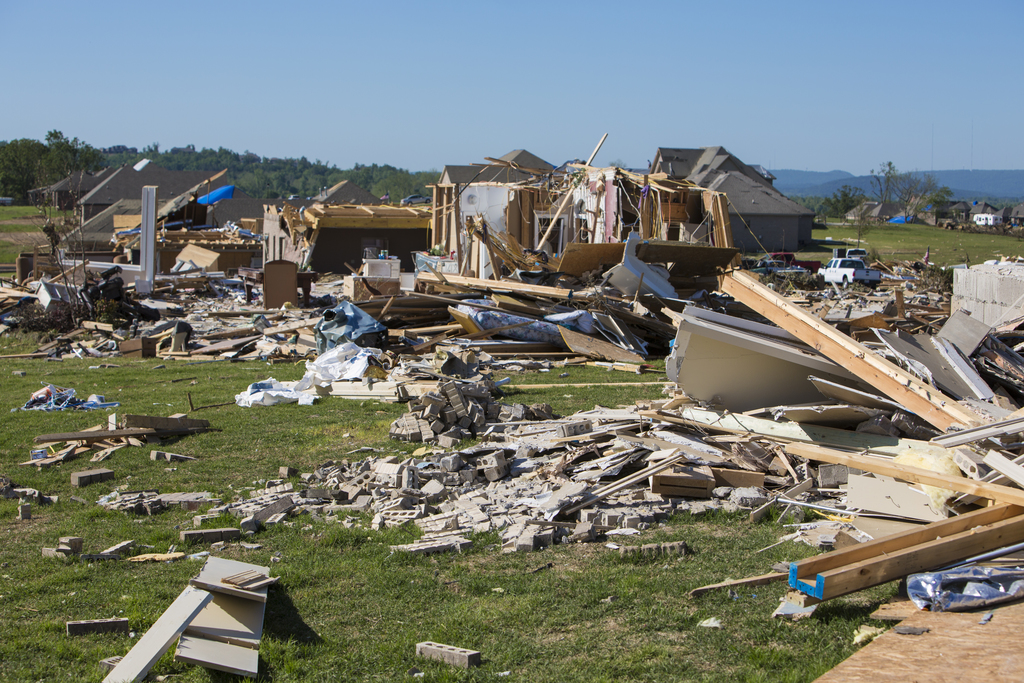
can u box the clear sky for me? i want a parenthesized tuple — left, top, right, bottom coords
(2, 0, 1020, 176)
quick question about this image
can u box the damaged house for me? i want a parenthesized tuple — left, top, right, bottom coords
(650, 146, 813, 252)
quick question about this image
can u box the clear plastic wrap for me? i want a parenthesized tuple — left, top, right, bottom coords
(907, 566, 1024, 612)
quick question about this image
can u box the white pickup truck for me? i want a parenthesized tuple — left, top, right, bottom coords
(821, 258, 881, 287)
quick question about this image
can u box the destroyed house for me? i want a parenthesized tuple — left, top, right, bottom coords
(77, 163, 231, 222)
(312, 179, 380, 205)
(650, 146, 813, 252)
(265, 202, 430, 274)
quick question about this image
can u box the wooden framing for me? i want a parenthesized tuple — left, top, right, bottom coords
(717, 270, 979, 431)
(786, 442, 1024, 506)
(787, 503, 1024, 601)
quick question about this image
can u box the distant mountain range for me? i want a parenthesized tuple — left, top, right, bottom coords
(772, 169, 1024, 202)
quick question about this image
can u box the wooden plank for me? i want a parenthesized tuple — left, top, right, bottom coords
(717, 270, 978, 431)
(813, 599, 1024, 682)
(174, 635, 259, 677)
(786, 442, 1024, 507)
(121, 415, 210, 430)
(189, 557, 271, 603)
(103, 586, 212, 683)
(644, 407, 951, 458)
(789, 503, 1022, 590)
(795, 511, 1024, 601)
(688, 572, 788, 598)
(418, 271, 585, 301)
(191, 335, 262, 355)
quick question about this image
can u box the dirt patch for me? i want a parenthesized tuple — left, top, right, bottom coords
(1, 232, 48, 246)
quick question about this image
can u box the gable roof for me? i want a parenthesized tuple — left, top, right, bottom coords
(651, 146, 772, 188)
(314, 180, 379, 205)
(439, 149, 554, 186)
(65, 198, 143, 248)
(78, 164, 229, 207)
(697, 169, 813, 217)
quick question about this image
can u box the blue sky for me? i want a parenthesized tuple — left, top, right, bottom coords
(2, 0, 1020, 175)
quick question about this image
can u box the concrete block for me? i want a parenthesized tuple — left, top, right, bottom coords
(253, 495, 295, 524)
(100, 540, 134, 557)
(239, 515, 259, 533)
(66, 618, 130, 636)
(70, 469, 114, 487)
(816, 463, 849, 488)
(279, 466, 297, 478)
(416, 641, 481, 668)
(17, 504, 30, 520)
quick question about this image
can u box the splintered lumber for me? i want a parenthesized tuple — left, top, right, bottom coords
(190, 557, 271, 603)
(813, 601, 1024, 682)
(34, 426, 207, 445)
(643, 406, 951, 458)
(688, 572, 788, 598)
(417, 271, 583, 300)
(102, 586, 212, 683)
(788, 503, 1024, 602)
(560, 449, 688, 517)
(785, 443, 1024, 507)
(717, 270, 978, 431)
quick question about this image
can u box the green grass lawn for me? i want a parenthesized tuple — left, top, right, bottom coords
(789, 221, 1024, 267)
(0, 355, 894, 682)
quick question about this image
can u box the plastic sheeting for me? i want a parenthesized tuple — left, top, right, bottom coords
(235, 377, 316, 407)
(454, 299, 595, 348)
(314, 302, 386, 354)
(197, 185, 235, 204)
(907, 566, 1024, 612)
(294, 342, 383, 391)
(14, 384, 120, 412)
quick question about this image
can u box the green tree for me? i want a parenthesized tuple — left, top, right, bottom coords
(41, 130, 102, 182)
(822, 185, 866, 218)
(0, 138, 48, 203)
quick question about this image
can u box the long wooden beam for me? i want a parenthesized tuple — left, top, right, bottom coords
(417, 271, 585, 301)
(717, 270, 978, 431)
(786, 442, 1024, 507)
(789, 505, 1024, 601)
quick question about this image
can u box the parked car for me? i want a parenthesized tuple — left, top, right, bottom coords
(400, 194, 431, 206)
(821, 258, 881, 287)
(845, 248, 868, 260)
(751, 258, 809, 276)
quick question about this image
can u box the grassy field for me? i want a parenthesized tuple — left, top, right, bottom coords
(0, 353, 895, 682)
(0, 206, 46, 265)
(788, 221, 1024, 267)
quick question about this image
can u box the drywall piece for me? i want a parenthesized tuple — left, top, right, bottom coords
(184, 590, 265, 649)
(189, 557, 271, 603)
(718, 270, 978, 431)
(767, 403, 882, 429)
(602, 232, 677, 298)
(929, 336, 994, 400)
(102, 586, 212, 683)
(175, 244, 219, 271)
(175, 634, 258, 677)
(846, 474, 946, 522)
(983, 450, 1024, 488)
(665, 309, 863, 412)
(874, 328, 988, 401)
(35, 281, 72, 311)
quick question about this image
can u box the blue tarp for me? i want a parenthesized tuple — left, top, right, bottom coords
(888, 215, 909, 223)
(197, 185, 235, 204)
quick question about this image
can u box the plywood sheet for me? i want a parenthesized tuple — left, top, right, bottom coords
(814, 601, 1024, 682)
(175, 244, 220, 270)
(557, 242, 624, 277)
(184, 591, 265, 649)
(103, 586, 212, 683)
(175, 634, 259, 677)
(938, 309, 991, 357)
(560, 327, 644, 364)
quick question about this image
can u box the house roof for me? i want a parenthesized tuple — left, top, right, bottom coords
(439, 149, 554, 185)
(313, 180, 379, 205)
(1012, 203, 1024, 218)
(497, 149, 554, 171)
(39, 168, 113, 194)
(65, 198, 142, 248)
(698, 169, 813, 217)
(650, 146, 773, 188)
(970, 202, 1000, 214)
(78, 164, 229, 207)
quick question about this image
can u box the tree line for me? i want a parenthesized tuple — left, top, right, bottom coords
(802, 162, 955, 221)
(0, 133, 441, 205)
